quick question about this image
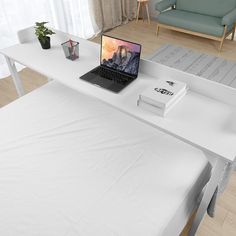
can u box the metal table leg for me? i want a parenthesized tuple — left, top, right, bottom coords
(189, 155, 227, 236)
(5, 56, 25, 97)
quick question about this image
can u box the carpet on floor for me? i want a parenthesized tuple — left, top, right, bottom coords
(147, 44, 236, 89)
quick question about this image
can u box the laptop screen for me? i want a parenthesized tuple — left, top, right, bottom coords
(101, 35, 141, 77)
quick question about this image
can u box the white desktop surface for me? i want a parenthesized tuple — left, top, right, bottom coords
(1, 36, 236, 163)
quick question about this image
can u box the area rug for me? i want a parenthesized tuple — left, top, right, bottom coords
(147, 44, 236, 89)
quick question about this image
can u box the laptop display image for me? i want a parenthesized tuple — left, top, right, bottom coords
(80, 35, 142, 93)
(101, 35, 141, 77)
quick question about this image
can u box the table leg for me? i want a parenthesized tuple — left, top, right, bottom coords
(5, 56, 25, 97)
(188, 156, 227, 236)
(145, 2, 150, 24)
(136, 2, 141, 22)
(142, 3, 145, 22)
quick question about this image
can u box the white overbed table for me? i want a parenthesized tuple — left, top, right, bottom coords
(1, 28, 236, 236)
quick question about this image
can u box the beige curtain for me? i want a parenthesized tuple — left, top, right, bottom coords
(89, 0, 137, 33)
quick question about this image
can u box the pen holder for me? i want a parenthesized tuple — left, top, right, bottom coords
(61, 40, 79, 61)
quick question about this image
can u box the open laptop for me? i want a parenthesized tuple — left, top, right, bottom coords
(80, 35, 142, 93)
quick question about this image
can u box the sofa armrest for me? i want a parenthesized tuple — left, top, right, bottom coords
(155, 0, 177, 12)
(222, 8, 236, 26)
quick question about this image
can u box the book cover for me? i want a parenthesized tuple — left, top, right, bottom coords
(140, 79, 187, 109)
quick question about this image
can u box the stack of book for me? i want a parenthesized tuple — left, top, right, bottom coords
(137, 79, 187, 117)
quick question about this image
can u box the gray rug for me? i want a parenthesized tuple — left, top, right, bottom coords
(147, 44, 236, 89)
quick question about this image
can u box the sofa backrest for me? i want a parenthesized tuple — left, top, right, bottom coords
(176, 0, 236, 17)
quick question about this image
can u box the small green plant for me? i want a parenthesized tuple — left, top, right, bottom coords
(34, 22, 55, 44)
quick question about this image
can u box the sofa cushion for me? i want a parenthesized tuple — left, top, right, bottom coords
(176, 0, 236, 17)
(157, 10, 233, 37)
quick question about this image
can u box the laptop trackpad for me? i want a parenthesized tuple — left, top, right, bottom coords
(91, 76, 113, 88)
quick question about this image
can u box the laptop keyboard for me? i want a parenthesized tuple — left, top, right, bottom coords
(92, 67, 131, 85)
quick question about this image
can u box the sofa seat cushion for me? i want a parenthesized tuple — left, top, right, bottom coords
(157, 10, 233, 37)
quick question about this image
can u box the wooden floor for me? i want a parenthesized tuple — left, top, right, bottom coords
(0, 20, 236, 236)
(93, 20, 236, 61)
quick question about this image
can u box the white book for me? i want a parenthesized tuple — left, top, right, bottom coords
(139, 79, 187, 109)
(137, 90, 187, 117)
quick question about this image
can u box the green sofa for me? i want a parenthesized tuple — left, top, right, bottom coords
(155, 0, 236, 51)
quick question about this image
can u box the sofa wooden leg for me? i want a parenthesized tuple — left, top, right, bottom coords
(231, 32, 234, 40)
(231, 25, 236, 40)
(156, 25, 160, 36)
(219, 38, 225, 52)
(219, 25, 227, 52)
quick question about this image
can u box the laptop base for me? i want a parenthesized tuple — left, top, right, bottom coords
(80, 66, 134, 93)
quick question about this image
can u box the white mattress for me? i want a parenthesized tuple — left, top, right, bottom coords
(0, 81, 210, 236)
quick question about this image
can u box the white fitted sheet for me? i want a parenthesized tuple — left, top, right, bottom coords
(0, 81, 210, 236)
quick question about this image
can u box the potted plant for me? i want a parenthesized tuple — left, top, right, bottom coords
(34, 22, 55, 49)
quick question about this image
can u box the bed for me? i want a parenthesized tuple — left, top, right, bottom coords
(0, 81, 211, 236)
